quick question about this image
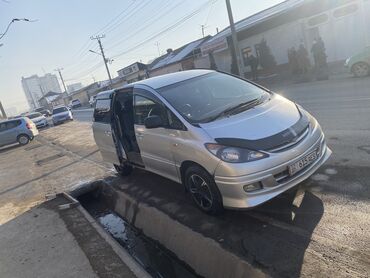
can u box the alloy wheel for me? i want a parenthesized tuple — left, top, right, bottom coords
(353, 62, 369, 77)
(188, 174, 213, 211)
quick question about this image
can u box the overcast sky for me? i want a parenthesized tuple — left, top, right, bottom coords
(0, 0, 283, 113)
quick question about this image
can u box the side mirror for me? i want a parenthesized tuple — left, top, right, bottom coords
(144, 115, 162, 129)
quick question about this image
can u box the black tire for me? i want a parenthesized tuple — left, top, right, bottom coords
(17, 134, 30, 145)
(114, 163, 133, 176)
(185, 165, 223, 215)
(352, 62, 369, 77)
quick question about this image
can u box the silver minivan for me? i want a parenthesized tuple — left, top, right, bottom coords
(92, 70, 331, 214)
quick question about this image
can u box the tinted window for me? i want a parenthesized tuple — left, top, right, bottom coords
(157, 72, 267, 124)
(94, 99, 111, 123)
(0, 120, 20, 131)
(134, 95, 166, 125)
(53, 107, 68, 114)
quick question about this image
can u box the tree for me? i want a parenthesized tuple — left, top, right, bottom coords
(258, 38, 276, 70)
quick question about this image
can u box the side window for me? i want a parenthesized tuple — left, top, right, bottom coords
(6, 121, 18, 130)
(167, 110, 185, 130)
(134, 95, 167, 125)
(94, 99, 111, 123)
(0, 123, 6, 132)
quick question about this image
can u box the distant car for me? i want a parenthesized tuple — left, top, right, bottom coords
(35, 108, 51, 117)
(70, 99, 82, 109)
(344, 46, 370, 77)
(52, 106, 73, 125)
(26, 112, 48, 128)
(0, 117, 38, 147)
(89, 96, 97, 107)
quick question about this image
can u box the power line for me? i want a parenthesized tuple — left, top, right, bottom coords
(111, 0, 217, 59)
(105, 0, 183, 51)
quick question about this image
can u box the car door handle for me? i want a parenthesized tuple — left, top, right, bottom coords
(104, 131, 112, 136)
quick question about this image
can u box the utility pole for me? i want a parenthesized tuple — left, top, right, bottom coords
(0, 101, 7, 119)
(55, 68, 68, 94)
(155, 42, 161, 57)
(201, 25, 206, 38)
(91, 35, 112, 86)
(225, 0, 243, 76)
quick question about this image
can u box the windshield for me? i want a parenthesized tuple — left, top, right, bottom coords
(53, 107, 68, 114)
(27, 112, 42, 119)
(157, 72, 268, 123)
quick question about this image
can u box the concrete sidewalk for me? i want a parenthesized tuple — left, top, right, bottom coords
(0, 122, 148, 278)
(0, 196, 138, 278)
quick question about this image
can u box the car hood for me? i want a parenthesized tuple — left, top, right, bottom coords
(31, 116, 46, 122)
(199, 94, 307, 150)
(52, 111, 70, 118)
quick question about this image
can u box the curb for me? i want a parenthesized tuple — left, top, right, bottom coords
(101, 182, 267, 278)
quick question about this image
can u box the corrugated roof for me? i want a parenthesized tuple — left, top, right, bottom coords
(204, 0, 306, 46)
(150, 36, 210, 70)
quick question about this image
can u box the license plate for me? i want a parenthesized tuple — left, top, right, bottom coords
(289, 149, 318, 176)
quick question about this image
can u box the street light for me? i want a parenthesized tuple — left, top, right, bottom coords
(89, 49, 114, 64)
(0, 18, 37, 41)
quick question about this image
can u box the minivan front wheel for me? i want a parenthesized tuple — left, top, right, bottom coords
(114, 163, 133, 176)
(17, 134, 30, 145)
(185, 166, 223, 215)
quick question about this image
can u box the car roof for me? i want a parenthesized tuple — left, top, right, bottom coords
(95, 69, 214, 100)
(133, 69, 213, 89)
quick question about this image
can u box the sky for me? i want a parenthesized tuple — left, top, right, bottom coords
(0, 0, 283, 114)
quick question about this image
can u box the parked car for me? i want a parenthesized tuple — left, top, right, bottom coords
(0, 117, 38, 147)
(89, 96, 97, 107)
(26, 112, 48, 128)
(34, 108, 51, 117)
(52, 105, 73, 125)
(344, 46, 370, 77)
(92, 70, 331, 214)
(69, 99, 82, 109)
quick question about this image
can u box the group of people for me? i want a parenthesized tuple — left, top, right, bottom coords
(288, 37, 328, 77)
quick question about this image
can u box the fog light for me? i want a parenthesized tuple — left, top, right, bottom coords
(243, 182, 262, 192)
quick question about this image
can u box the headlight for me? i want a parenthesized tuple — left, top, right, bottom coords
(344, 58, 350, 66)
(205, 143, 268, 163)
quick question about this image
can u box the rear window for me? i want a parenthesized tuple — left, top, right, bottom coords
(53, 107, 68, 114)
(94, 99, 111, 123)
(72, 100, 79, 103)
(27, 112, 42, 119)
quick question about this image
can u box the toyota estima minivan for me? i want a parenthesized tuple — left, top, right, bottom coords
(92, 70, 331, 214)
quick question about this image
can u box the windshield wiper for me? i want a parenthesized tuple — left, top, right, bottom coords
(202, 97, 262, 123)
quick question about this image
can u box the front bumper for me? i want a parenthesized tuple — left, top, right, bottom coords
(53, 116, 72, 124)
(214, 137, 332, 209)
(35, 120, 48, 128)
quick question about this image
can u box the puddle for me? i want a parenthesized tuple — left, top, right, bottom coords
(78, 192, 201, 278)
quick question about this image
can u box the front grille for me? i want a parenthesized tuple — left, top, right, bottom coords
(268, 126, 310, 153)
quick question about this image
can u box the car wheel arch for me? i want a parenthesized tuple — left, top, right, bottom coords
(180, 160, 214, 190)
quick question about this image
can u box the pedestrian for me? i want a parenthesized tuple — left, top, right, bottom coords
(311, 39, 320, 70)
(288, 47, 299, 74)
(248, 54, 259, 81)
(297, 43, 310, 74)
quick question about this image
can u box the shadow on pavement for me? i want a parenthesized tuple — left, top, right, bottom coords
(102, 169, 325, 277)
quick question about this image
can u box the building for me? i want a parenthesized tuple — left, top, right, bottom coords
(148, 36, 211, 77)
(38, 91, 66, 110)
(117, 62, 147, 83)
(67, 83, 83, 93)
(200, 0, 370, 75)
(21, 73, 62, 110)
